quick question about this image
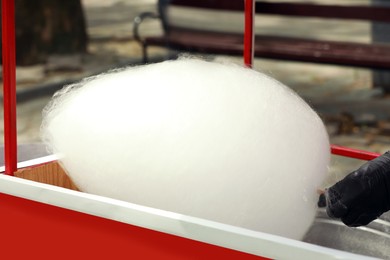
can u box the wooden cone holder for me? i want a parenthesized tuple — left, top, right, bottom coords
(14, 160, 79, 191)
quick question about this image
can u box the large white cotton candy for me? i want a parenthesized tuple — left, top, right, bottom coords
(41, 58, 330, 240)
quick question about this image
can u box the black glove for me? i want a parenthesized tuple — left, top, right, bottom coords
(318, 151, 390, 227)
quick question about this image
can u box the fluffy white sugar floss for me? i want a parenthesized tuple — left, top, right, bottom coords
(41, 58, 330, 240)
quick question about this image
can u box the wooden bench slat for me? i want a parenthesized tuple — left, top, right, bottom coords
(254, 36, 390, 69)
(255, 2, 390, 23)
(144, 28, 390, 69)
(145, 29, 244, 55)
(170, 0, 243, 11)
(169, 1, 390, 23)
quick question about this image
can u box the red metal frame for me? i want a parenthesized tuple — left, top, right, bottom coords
(1, 0, 17, 176)
(330, 144, 380, 161)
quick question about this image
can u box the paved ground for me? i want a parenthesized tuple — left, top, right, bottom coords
(1, 0, 390, 184)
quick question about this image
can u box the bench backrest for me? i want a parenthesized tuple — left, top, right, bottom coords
(158, 0, 390, 36)
(165, 0, 390, 22)
(158, 0, 390, 43)
(256, 2, 390, 22)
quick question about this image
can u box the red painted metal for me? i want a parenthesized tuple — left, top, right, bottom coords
(0, 192, 268, 259)
(330, 144, 381, 161)
(244, 0, 254, 67)
(1, 0, 17, 176)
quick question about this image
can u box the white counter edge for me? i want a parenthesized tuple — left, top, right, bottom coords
(0, 170, 378, 260)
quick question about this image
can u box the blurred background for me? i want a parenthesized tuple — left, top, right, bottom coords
(1, 0, 390, 185)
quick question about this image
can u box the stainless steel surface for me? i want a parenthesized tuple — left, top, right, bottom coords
(304, 209, 390, 259)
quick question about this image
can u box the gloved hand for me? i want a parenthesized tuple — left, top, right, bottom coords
(318, 151, 390, 227)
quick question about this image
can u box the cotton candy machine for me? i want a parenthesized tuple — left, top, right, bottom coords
(0, 144, 388, 259)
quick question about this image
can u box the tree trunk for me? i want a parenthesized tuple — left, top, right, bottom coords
(5, 0, 88, 65)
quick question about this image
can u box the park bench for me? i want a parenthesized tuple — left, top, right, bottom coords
(133, 1, 390, 85)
